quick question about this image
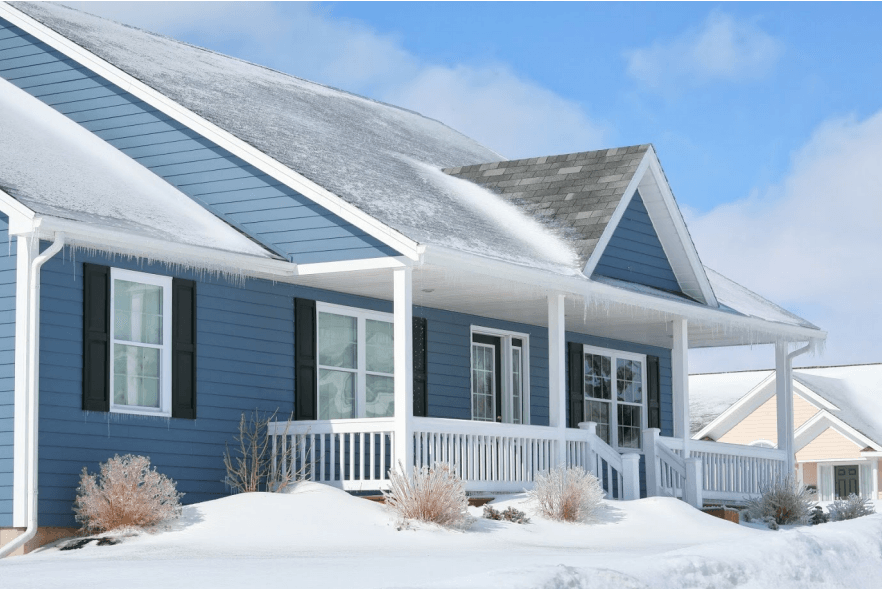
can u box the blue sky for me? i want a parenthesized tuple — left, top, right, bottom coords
(65, 2, 882, 372)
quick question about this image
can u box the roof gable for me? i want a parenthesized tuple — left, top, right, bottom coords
(592, 190, 681, 293)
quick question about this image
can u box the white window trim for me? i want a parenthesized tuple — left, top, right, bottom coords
(316, 302, 394, 419)
(109, 268, 173, 417)
(469, 326, 531, 425)
(582, 344, 647, 453)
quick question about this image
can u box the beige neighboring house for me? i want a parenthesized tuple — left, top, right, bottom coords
(690, 364, 882, 501)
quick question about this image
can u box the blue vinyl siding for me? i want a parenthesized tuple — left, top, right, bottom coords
(593, 191, 682, 293)
(0, 216, 14, 526)
(0, 18, 399, 264)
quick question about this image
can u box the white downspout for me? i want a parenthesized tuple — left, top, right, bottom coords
(0, 233, 65, 558)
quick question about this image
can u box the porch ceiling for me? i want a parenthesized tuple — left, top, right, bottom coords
(286, 262, 807, 350)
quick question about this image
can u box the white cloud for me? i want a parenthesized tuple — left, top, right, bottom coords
(62, 1, 605, 159)
(688, 111, 882, 371)
(626, 13, 783, 90)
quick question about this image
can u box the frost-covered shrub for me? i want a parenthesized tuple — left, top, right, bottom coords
(810, 505, 829, 525)
(74, 454, 183, 534)
(743, 475, 812, 525)
(828, 494, 875, 521)
(224, 409, 300, 493)
(384, 462, 469, 528)
(483, 505, 530, 524)
(528, 466, 604, 523)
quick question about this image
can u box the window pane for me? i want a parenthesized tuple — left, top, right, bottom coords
(471, 345, 494, 422)
(365, 375, 394, 418)
(618, 405, 642, 449)
(511, 347, 523, 425)
(318, 312, 356, 369)
(365, 319, 393, 374)
(113, 344, 160, 408)
(584, 353, 611, 400)
(114, 280, 163, 345)
(616, 359, 643, 403)
(586, 400, 610, 444)
(318, 369, 355, 419)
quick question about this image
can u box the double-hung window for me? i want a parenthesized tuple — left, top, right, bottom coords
(583, 345, 646, 450)
(109, 268, 173, 416)
(317, 303, 394, 419)
(470, 328, 529, 424)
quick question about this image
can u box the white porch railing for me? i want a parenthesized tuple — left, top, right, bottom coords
(269, 418, 640, 498)
(659, 435, 788, 504)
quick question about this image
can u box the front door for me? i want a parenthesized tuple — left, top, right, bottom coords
(835, 465, 860, 498)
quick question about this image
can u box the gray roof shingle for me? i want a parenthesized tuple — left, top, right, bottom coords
(443, 145, 650, 266)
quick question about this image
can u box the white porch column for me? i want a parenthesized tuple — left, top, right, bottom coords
(872, 458, 879, 500)
(548, 293, 567, 466)
(393, 266, 414, 475)
(775, 342, 795, 475)
(671, 318, 690, 457)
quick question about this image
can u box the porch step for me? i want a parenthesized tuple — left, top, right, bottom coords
(361, 495, 495, 508)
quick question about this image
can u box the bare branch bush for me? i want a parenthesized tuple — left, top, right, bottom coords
(528, 466, 604, 523)
(383, 462, 469, 528)
(223, 409, 305, 493)
(828, 493, 875, 521)
(743, 475, 813, 525)
(73, 454, 183, 534)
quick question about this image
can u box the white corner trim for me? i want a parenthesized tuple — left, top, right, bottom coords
(296, 256, 409, 276)
(581, 151, 649, 277)
(692, 372, 776, 441)
(0, 3, 421, 261)
(793, 410, 881, 454)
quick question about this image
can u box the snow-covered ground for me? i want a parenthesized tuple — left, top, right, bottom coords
(3, 483, 881, 589)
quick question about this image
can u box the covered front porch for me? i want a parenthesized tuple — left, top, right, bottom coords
(269, 253, 817, 507)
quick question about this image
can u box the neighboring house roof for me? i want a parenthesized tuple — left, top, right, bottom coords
(690, 364, 882, 449)
(0, 78, 272, 260)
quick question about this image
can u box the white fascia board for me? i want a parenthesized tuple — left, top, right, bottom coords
(21, 216, 298, 279)
(794, 410, 880, 453)
(296, 256, 409, 276)
(424, 245, 826, 343)
(0, 188, 35, 223)
(581, 152, 648, 277)
(0, 3, 421, 261)
(693, 373, 776, 441)
(792, 380, 839, 412)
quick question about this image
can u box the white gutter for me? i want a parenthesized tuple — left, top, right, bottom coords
(0, 233, 65, 558)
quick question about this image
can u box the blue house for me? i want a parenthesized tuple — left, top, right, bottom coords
(0, 2, 825, 555)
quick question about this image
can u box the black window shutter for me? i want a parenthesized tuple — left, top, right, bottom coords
(567, 342, 584, 428)
(83, 264, 110, 411)
(172, 278, 197, 419)
(294, 298, 317, 420)
(412, 316, 428, 417)
(647, 355, 660, 429)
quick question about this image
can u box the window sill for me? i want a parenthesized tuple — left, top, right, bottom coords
(109, 407, 172, 418)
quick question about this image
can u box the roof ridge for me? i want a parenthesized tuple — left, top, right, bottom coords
(442, 143, 651, 173)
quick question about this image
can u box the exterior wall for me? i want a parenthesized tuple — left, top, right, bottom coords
(0, 215, 14, 527)
(0, 18, 398, 263)
(802, 461, 818, 488)
(593, 192, 681, 293)
(796, 428, 863, 463)
(718, 392, 819, 446)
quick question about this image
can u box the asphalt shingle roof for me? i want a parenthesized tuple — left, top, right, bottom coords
(444, 145, 650, 267)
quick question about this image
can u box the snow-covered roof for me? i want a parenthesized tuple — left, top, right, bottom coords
(690, 364, 882, 444)
(0, 78, 272, 259)
(706, 268, 818, 330)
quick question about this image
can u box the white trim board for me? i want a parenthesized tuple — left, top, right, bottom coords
(794, 410, 882, 454)
(581, 147, 717, 307)
(0, 2, 421, 261)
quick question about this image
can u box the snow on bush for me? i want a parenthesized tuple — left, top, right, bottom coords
(810, 505, 829, 525)
(73, 454, 183, 534)
(528, 466, 604, 523)
(743, 475, 812, 526)
(828, 494, 875, 521)
(483, 505, 530, 524)
(383, 462, 469, 528)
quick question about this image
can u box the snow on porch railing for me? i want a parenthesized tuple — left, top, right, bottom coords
(566, 422, 639, 500)
(644, 429, 689, 501)
(268, 419, 396, 492)
(659, 436, 787, 504)
(412, 418, 560, 493)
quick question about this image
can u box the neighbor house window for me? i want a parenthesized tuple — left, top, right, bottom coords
(583, 345, 646, 450)
(109, 268, 173, 416)
(317, 303, 394, 419)
(470, 328, 530, 424)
